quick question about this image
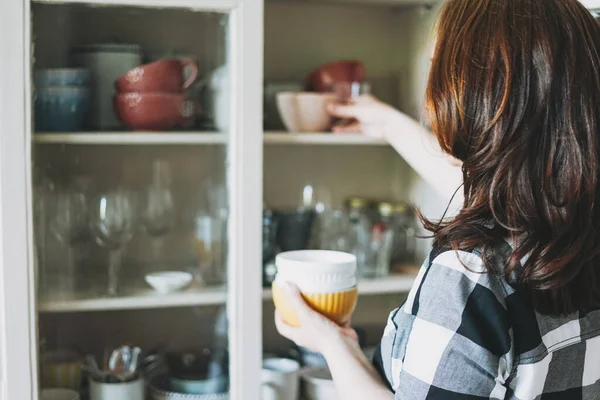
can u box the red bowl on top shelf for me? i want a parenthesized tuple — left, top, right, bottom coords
(307, 60, 366, 92)
(114, 92, 200, 131)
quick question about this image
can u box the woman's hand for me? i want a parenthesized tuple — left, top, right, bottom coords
(326, 94, 400, 139)
(274, 282, 358, 355)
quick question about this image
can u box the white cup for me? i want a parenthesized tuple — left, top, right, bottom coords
(89, 377, 144, 400)
(40, 389, 79, 400)
(261, 358, 301, 400)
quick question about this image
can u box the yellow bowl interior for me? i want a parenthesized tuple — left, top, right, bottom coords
(272, 284, 358, 327)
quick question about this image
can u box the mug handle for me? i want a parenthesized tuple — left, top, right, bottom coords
(181, 59, 199, 91)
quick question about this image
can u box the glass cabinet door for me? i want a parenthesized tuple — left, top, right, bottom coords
(0, 0, 263, 398)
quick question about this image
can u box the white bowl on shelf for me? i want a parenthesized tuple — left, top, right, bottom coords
(145, 271, 193, 294)
(276, 92, 336, 133)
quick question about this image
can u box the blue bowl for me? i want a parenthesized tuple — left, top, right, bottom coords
(35, 68, 90, 88)
(35, 87, 89, 132)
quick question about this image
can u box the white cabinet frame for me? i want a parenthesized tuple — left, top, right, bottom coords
(0, 0, 264, 399)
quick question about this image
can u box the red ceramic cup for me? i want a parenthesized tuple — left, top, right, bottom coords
(114, 92, 200, 131)
(307, 60, 366, 93)
(115, 59, 199, 93)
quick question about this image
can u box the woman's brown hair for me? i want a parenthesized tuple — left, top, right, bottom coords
(425, 0, 600, 315)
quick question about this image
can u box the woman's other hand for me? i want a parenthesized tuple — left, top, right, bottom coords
(274, 281, 358, 355)
(326, 94, 399, 139)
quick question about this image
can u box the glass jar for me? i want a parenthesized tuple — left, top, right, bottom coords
(389, 202, 418, 271)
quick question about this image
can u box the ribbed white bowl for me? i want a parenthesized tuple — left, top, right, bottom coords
(275, 250, 357, 293)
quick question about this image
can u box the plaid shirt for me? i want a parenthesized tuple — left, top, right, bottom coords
(374, 240, 600, 399)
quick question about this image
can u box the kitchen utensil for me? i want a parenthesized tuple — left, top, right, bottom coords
(40, 388, 80, 400)
(275, 209, 315, 252)
(89, 191, 134, 296)
(114, 92, 199, 131)
(83, 354, 106, 382)
(272, 250, 358, 327)
(276, 92, 335, 133)
(35, 87, 89, 132)
(35, 68, 90, 88)
(129, 347, 142, 376)
(148, 374, 229, 400)
(301, 367, 338, 400)
(307, 60, 365, 93)
(141, 160, 175, 269)
(115, 59, 198, 93)
(145, 271, 193, 293)
(72, 43, 142, 129)
(89, 377, 144, 400)
(41, 350, 82, 390)
(107, 345, 142, 382)
(261, 358, 301, 400)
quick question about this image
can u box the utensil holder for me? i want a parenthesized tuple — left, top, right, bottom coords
(89, 377, 144, 400)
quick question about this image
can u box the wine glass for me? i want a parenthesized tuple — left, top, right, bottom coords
(49, 186, 89, 295)
(141, 160, 175, 270)
(89, 191, 134, 296)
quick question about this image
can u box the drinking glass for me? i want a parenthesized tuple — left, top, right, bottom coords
(193, 215, 227, 286)
(49, 187, 89, 295)
(141, 160, 175, 270)
(89, 191, 134, 296)
(314, 210, 356, 253)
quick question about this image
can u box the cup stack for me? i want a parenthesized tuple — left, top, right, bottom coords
(113, 59, 200, 131)
(272, 250, 358, 327)
(34, 68, 91, 132)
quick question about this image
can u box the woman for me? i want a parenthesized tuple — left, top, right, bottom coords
(275, 0, 600, 398)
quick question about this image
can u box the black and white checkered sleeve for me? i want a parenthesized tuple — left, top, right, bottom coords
(384, 250, 514, 399)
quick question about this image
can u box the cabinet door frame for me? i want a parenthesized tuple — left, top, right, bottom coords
(0, 0, 264, 398)
(0, 0, 37, 398)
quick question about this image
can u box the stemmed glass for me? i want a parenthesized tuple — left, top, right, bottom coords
(49, 184, 89, 296)
(89, 190, 134, 296)
(141, 160, 175, 270)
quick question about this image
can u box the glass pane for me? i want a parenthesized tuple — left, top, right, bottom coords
(31, 4, 231, 399)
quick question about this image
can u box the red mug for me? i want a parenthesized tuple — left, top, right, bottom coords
(115, 59, 199, 93)
(307, 60, 365, 93)
(114, 92, 200, 131)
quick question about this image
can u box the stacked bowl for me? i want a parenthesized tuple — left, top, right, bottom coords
(272, 250, 358, 327)
(114, 59, 200, 131)
(34, 68, 90, 132)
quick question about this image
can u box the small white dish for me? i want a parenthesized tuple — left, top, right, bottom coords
(145, 271, 193, 294)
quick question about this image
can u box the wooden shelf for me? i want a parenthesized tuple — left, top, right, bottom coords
(263, 132, 388, 146)
(39, 274, 416, 313)
(35, 132, 388, 146)
(38, 284, 229, 313)
(34, 132, 226, 145)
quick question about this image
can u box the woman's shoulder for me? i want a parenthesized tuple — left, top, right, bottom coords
(409, 243, 517, 316)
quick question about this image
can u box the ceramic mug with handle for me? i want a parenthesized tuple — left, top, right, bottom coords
(261, 358, 301, 400)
